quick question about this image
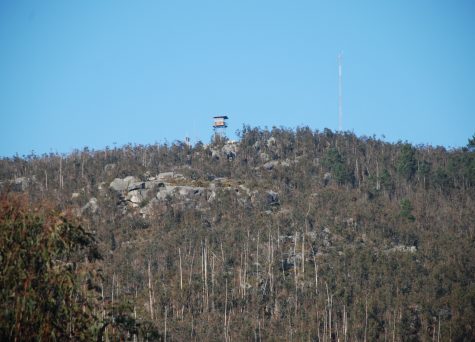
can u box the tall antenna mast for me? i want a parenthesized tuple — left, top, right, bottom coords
(338, 52, 343, 131)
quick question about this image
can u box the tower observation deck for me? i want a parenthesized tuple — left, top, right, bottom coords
(213, 115, 228, 137)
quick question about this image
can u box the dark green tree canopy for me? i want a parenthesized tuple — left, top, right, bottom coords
(397, 143, 417, 180)
(0, 193, 100, 341)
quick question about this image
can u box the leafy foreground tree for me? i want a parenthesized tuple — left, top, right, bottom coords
(0, 192, 101, 341)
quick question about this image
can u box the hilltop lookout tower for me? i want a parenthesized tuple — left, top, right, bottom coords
(213, 115, 228, 138)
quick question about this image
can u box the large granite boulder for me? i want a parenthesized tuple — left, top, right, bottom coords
(110, 176, 139, 192)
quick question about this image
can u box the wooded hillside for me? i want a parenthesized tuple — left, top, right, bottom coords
(1, 127, 474, 341)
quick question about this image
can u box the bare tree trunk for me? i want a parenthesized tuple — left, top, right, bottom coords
(221, 241, 225, 272)
(211, 254, 215, 311)
(313, 252, 318, 295)
(323, 308, 327, 342)
(148, 260, 154, 320)
(364, 295, 368, 342)
(301, 233, 305, 276)
(179, 248, 183, 291)
(392, 308, 396, 342)
(376, 160, 381, 191)
(316, 310, 320, 342)
(101, 282, 105, 320)
(326, 282, 331, 342)
(59, 157, 63, 190)
(201, 243, 205, 312)
(244, 240, 249, 297)
(343, 304, 348, 342)
(133, 287, 138, 342)
(294, 232, 298, 292)
(268, 230, 274, 297)
(224, 279, 228, 341)
(204, 241, 208, 311)
(189, 249, 195, 286)
(355, 158, 360, 188)
(164, 306, 168, 342)
(437, 315, 441, 342)
(256, 231, 260, 285)
(81, 155, 84, 179)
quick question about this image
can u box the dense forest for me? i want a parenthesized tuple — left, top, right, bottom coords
(1, 126, 474, 341)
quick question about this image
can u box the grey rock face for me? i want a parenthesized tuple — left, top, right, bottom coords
(13, 177, 30, 192)
(139, 198, 160, 216)
(97, 182, 107, 191)
(156, 185, 204, 201)
(211, 149, 220, 160)
(110, 177, 137, 192)
(260, 152, 270, 162)
(222, 143, 238, 160)
(239, 185, 251, 195)
(157, 172, 185, 180)
(109, 179, 127, 192)
(266, 191, 280, 206)
(82, 197, 99, 214)
(127, 181, 147, 192)
(126, 190, 145, 206)
(123, 176, 138, 184)
(177, 186, 204, 197)
(387, 245, 417, 253)
(323, 172, 332, 185)
(104, 163, 116, 173)
(321, 227, 332, 247)
(207, 190, 216, 202)
(266, 137, 276, 146)
(157, 172, 174, 180)
(263, 160, 279, 171)
(209, 142, 239, 161)
(156, 187, 172, 201)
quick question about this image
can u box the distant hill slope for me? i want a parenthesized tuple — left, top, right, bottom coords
(1, 127, 474, 341)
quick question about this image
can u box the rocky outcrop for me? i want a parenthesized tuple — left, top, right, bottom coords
(210, 141, 239, 161)
(110, 171, 260, 216)
(81, 197, 99, 214)
(12, 177, 30, 192)
(263, 160, 279, 171)
(222, 143, 237, 160)
(321, 227, 332, 247)
(104, 163, 116, 175)
(323, 172, 332, 186)
(156, 172, 184, 181)
(126, 191, 145, 206)
(266, 191, 279, 206)
(110, 176, 138, 192)
(386, 245, 417, 253)
(156, 185, 204, 201)
(262, 159, 291, 171)
(266, 137, 276, 146)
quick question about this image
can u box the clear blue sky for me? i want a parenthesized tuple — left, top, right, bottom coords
(1, 0, 474, 157)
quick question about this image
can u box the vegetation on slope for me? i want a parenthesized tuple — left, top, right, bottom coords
(1, 127, 474, 341)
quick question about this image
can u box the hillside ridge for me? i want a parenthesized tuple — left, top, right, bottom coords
(1, 127, 474, 340)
